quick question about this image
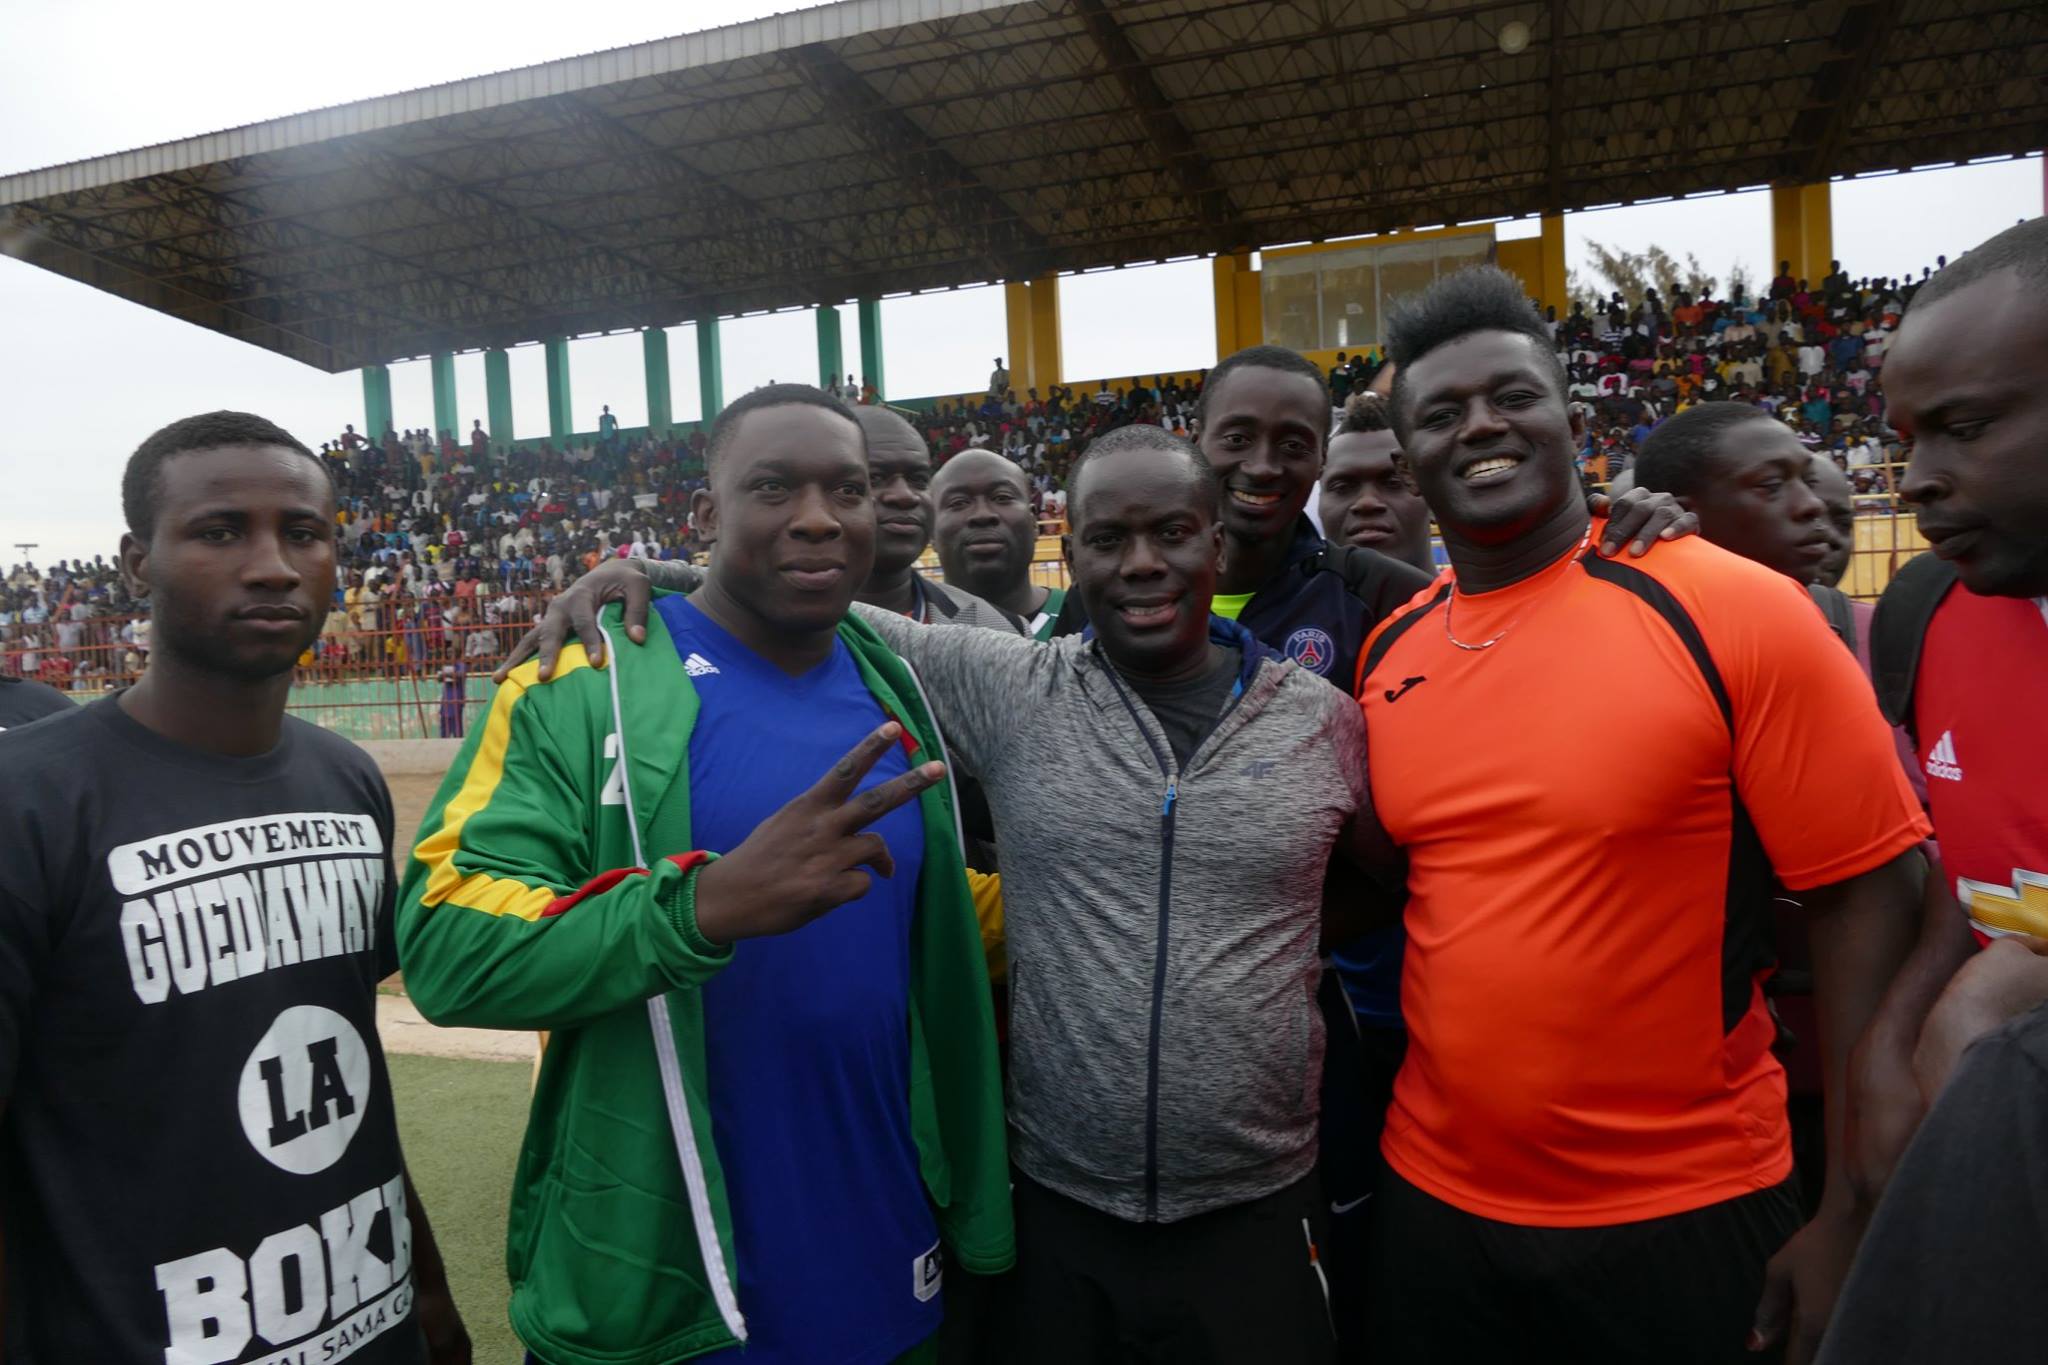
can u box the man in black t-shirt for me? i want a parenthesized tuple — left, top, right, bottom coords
(0, 412, 468, 1364)
(0, 674, 70, 730)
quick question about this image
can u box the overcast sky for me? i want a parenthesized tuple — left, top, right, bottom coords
(3, 0, 2041, 567)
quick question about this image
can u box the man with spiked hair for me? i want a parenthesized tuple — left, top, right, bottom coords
(1359, 267, 1929, 1364)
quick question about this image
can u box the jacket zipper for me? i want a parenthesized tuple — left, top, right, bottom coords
(1095, 653, 1175, 1219)
(1096, 646, 1258, 1220)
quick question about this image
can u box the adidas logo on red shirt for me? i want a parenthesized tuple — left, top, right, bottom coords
(1925, 730, 1963, 782)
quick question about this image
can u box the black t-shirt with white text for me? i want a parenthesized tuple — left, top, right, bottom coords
(0, 697, 424, 1365)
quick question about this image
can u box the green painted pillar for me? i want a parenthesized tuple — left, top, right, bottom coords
(361, 364, 393, 444)
(697, 317, 724, 418)
(816, 306, 845, 390)
(857, 297, 885, 400)
(544, 336, 572, 442)
(484, 349, 513, 450)
(643, 329, 673, 437)
(429, 352, 459, 445)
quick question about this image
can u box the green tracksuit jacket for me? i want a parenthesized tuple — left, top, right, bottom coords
(397, 597, 1013, 1365)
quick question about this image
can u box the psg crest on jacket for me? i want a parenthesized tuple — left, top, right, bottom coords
(1284, 627, 1336, 676)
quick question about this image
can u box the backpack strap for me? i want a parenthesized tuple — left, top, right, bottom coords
(1870, 552, 1959, 739)
(1316, 542, 1379, 594)
(1805, 583, 1858, 654)
(1317, 543, 1438, 620)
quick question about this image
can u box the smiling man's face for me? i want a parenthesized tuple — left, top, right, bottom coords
(1066, 443, 1224, 683)
(1395, 330, 1580, 550)
(1196, 365, 1326, 544)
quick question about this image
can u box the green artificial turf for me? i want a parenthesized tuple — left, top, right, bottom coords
(389, 1052, 532, 1364)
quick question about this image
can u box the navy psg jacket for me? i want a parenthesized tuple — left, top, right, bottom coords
(1237, 519, 1434, 689)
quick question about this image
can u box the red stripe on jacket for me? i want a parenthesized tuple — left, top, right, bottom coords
(539, 851, 712, 918)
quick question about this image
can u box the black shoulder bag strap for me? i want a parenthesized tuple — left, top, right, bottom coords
(1319, 542, 1439, 621)
(1869, 552, 1959, 741)
(1805, 583, 1858, 654)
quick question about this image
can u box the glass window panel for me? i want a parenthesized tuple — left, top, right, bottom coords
(1435, 234, 1495, 272)
(1261, 261, 1321, 352)
(1320, 259, 1378, 350)
(1375, 241, 1440, 334)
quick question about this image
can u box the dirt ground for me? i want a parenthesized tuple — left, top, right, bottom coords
(376, 762, 540, 1065)
(387, 771, 448, 855)
(379, 767, 445, 1006)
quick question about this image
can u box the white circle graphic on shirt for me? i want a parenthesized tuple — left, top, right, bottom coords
(237, 1005, 372, 1175)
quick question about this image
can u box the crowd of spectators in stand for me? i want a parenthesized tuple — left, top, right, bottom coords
(304, 418, 714, 676)
(1551, 257, 1935, 491)
(0, 254, 1936, 694)
(911, 371, 1213, 523)
(2, 421, 727, 691)
(0, 557, 141, 694)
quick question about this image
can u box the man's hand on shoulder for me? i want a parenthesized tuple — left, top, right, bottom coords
(1590, 487, 1700, 558)
(496, 558, 657, 682)
(690, 723, 946, 944)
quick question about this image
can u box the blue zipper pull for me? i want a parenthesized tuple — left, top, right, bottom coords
(1162, 781, 1177, 817)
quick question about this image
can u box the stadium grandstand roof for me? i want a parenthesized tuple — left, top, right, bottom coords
(3, 0, 2043, 372)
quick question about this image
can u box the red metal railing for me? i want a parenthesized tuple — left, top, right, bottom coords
(1, 492, 1924, 738)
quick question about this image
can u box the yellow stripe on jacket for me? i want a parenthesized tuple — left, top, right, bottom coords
(413, 648, 592, 921)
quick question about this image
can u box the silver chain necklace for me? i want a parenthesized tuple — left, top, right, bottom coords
(1442, 529, 1593, 652)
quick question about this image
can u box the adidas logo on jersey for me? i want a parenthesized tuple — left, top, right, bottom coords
(683, 652, 720, 678)
(1925, 730, 1963, 782)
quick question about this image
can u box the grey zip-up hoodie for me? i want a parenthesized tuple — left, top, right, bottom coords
(918, 576, 1027, 634)
(852, 604, 1392, 1223)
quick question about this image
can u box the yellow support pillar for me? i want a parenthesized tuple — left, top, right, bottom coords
(1027, 273, 1062, 393)
(1213, 254, 1240, 358)
(1539, 214, 1568, 315)
(1498, 217, 1571, 316)
(1771, 184, 1834, 289)
(1212, 252, 1264, 358)
(1004, 281, 1035, 393)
